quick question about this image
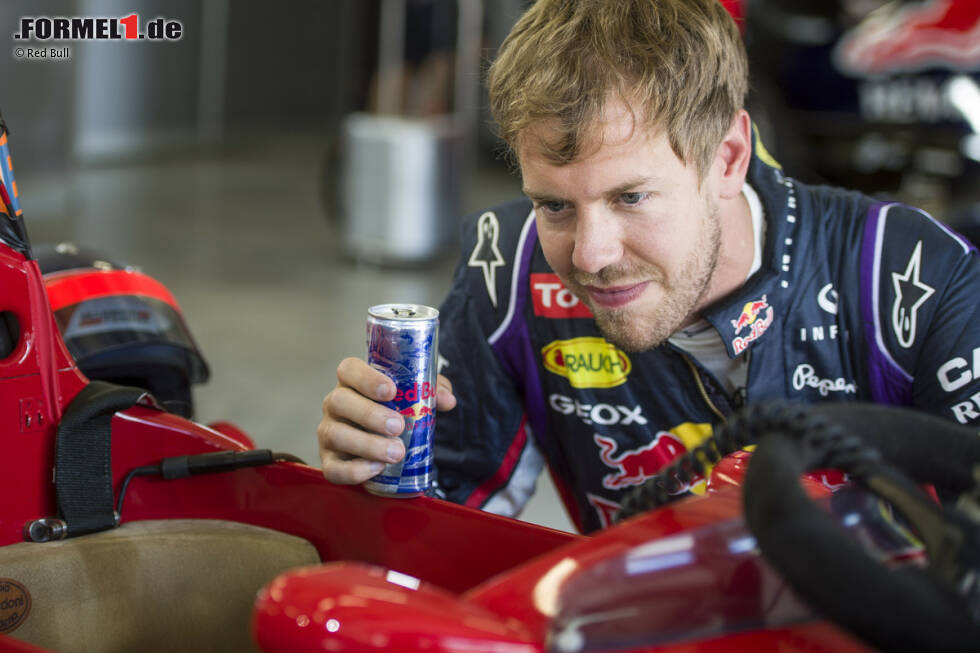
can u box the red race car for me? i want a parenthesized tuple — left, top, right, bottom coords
(1, 113, 978, 653)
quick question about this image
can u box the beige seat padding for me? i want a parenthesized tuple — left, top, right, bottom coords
(0, 519, 321, 653)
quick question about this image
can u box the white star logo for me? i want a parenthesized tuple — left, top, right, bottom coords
(467, 211, 505, 307)
(891, 240, 935, 349)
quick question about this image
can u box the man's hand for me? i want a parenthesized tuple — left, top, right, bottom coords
(318, 357, 456, 484)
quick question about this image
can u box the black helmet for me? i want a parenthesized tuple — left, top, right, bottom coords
(36, 242, 209, 419)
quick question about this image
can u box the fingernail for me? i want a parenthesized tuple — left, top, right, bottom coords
(368, 462, 385, 475)
(386, 417, 402, 435)
(387, 442, 403, 462)
(377, 383, 391, 400)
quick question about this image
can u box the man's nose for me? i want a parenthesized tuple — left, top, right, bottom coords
(571, 207, 622, 274)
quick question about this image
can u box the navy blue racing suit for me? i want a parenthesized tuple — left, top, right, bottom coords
(432, 133, 980, 533)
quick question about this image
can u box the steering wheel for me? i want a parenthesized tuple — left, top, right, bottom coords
(741, 402, 980, 652)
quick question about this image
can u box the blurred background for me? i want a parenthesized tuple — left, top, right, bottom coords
(2, 0, 979, 534)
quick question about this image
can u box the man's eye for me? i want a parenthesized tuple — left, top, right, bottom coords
(621, 192, 647, 206)
(539, 200, 568, 214)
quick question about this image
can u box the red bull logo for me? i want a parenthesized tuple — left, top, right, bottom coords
(393, 381, 436, 403)
(835, 0, 980, 76)
(731, 295, 768, 334)
(730, 295, 774, 355)
(393, 382, 436, 430)
(594, 432, 697, 490)
(398, 402, 434, 420)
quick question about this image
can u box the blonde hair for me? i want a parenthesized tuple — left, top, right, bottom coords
(488, 0, 748, 179)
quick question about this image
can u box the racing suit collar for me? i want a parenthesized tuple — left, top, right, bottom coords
(699, 134, 795, 359)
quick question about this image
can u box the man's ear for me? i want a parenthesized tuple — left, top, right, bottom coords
(714, 109, 752, 200)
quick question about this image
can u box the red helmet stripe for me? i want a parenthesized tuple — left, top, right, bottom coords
(44, 269, 181, 312)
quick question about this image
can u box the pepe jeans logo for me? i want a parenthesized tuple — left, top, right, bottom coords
(0, 579, 31, 634)
(541, 337, 631, 388)
(792, 364, 858, 397)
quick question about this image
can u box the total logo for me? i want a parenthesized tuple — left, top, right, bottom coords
(593, 422, 713, 491)
(730, 295, 774, 355)
(548, 393, 647, 427)
(541, 337, 631, 389)
(530, 274, 593, 318)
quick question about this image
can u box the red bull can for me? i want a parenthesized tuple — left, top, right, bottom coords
(363, 303, 439, 497)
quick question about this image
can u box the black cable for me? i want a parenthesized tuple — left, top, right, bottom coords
(114, 449, 304, 519)
(115, 465, 158, 517)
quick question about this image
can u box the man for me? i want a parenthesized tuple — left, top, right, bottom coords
(319, 0, 980, 533)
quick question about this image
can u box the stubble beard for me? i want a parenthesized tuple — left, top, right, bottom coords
(568, 203, 722, 353)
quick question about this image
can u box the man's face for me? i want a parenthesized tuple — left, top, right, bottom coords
(519, 101, 723, 352)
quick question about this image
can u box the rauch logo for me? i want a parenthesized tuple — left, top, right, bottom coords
(541, 337, 631, 388)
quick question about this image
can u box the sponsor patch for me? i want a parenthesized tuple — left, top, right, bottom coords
(729, 295, 774, 355)
(541, 337, 631, 388)
(798, 324, 841, 342)
(593, 422, 713, 491)
(891, 241, 934, 349)
(530, 273, 593, 318)
(937, 346, 980, 393)
(950, 390, 980, 424)
(792, 364, 858, 397)
(0, 579, 31, 634)
(548, 393, 647, 427)
(817, 283, 839, 315)
(467, 211, 505, 307)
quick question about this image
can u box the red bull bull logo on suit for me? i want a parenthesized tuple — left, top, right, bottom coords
(594, 431, 690, 490)
(730, 295, 774, 355)
(592, 422, 714, 491)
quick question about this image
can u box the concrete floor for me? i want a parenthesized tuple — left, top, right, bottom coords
(19, 130, 576, 533)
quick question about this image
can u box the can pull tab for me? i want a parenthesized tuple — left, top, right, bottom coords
(392, 307, 417, 317)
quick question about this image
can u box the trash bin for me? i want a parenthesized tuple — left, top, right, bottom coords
(341, 113, 462, 264)
(341, 0, 481, 265)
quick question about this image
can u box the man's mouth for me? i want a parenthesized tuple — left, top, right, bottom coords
(584, 282, 650, 308)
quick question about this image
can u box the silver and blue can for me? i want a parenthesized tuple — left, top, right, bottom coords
(363, 303, 439, 498)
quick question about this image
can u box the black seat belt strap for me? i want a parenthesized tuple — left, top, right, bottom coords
(54, 381, 147, 537)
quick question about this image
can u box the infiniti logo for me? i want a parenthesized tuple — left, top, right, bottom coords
(817, 283, 838, 315)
